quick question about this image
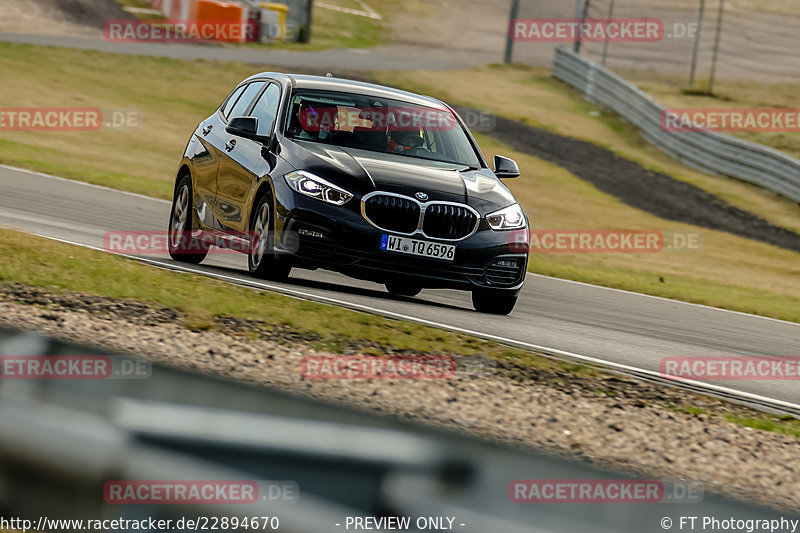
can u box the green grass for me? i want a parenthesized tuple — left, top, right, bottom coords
(0, 137, 175, 199)
(679, 405, 705, 416)
(0, 228, 527, 360)
(629, 73, 800, 160)
(272, 1, 396, 51)
(725, 414, 800, 439)
(115, 0, 161, 9)
(0, 43, 261, 198)
(527, 249, 800, 323)
(668, 405, 800, 438)
(729, 0, 800, 17)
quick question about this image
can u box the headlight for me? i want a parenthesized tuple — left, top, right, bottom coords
(284, 170, 353, 206)
(486, 203, 526, 230)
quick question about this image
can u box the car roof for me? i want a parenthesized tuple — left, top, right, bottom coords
(242, 72, 449, 110)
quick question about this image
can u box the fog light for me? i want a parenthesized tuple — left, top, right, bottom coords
(494, 260, 518, 268)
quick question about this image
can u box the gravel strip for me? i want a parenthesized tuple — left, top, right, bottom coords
(0, 283, 798, 513)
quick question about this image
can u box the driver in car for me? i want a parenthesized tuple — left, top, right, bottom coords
(387, 129, 424, 154)
(288, 100, 339, 142)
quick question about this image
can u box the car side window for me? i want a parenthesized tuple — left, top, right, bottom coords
(249, 83, 281, 136)
(221, 84, 247, 119)
(227, 82, 266, 121)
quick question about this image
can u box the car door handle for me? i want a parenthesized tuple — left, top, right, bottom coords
(225, 139, 236, 152)
(202, 124, 213, 136)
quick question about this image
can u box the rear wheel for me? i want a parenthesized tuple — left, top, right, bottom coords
(248, 193, 291, 281)
(168, 174, 209, 264)
(385, 281, 422, 298)
(472, 289, 518, 315)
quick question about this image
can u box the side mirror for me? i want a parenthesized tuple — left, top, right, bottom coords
(226, 116, 268, 143)
(494, 155, 520, 179)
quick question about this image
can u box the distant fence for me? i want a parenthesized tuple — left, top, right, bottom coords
(509, 0, 800, 86)
(553, 47, 800, 203)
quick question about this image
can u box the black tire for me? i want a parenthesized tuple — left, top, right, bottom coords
(385, 281, 422, 298)
(168, 174, 209, 264)
(472, 289, 518, 315)
(248, 192, 292, 281)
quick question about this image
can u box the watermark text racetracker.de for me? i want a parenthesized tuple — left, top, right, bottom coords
(510, 19, 701, 42)
(661, 357, 800, 381)
(104, 230, 250, 256)
(105, 19, 258, 43)
(528, 229, 702, 253)
(509, 479, 703, 503)
(0, 355, 150, 379)
(511, 18, 662, 42)
(302, 355, 454, 380)
(301, 355, 496, 380)
(292, 105, 495, 133)
(662, 108, 800, 132)
(104, 480, 298, 504)
(0, 107, 141, 131)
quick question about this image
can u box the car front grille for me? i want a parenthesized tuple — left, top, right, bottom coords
(363, 195, 420, 234)
(422, 203, 478, 240)
(362, 194, 478, 240)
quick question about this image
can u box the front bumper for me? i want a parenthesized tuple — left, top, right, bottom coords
(274, 194, 528, 291)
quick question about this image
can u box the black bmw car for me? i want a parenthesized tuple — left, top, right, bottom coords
(169, 73, 530, 314)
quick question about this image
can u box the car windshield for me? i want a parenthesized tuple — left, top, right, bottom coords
(284, 90, 482, 168)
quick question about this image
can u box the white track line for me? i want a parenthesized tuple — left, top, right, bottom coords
(356, 0, 381, 20)
(527, 273, 800, 327)
(8, 228, 800, 416)
(0, 164, 171, 204)
(316, 1, 382, 20)
(122, 6, 163, 15)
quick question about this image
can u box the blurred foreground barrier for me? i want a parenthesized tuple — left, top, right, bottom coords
(0, 326, 793, 532)
(553, 47, 800, 203)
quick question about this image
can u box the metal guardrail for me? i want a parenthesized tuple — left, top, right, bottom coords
(553, 47, 800, 204)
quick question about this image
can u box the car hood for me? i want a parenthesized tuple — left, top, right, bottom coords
(283, 140, 516, 212)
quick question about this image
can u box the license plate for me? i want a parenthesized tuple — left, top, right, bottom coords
(380, 234, 455, 262)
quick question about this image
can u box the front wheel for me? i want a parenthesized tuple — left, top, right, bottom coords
(168, 175, 209, 264)
(472, 289, 518, 315)
(248, 193, 291, 281)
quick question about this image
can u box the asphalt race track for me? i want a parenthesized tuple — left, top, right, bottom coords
(1, 164, 799, 405)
